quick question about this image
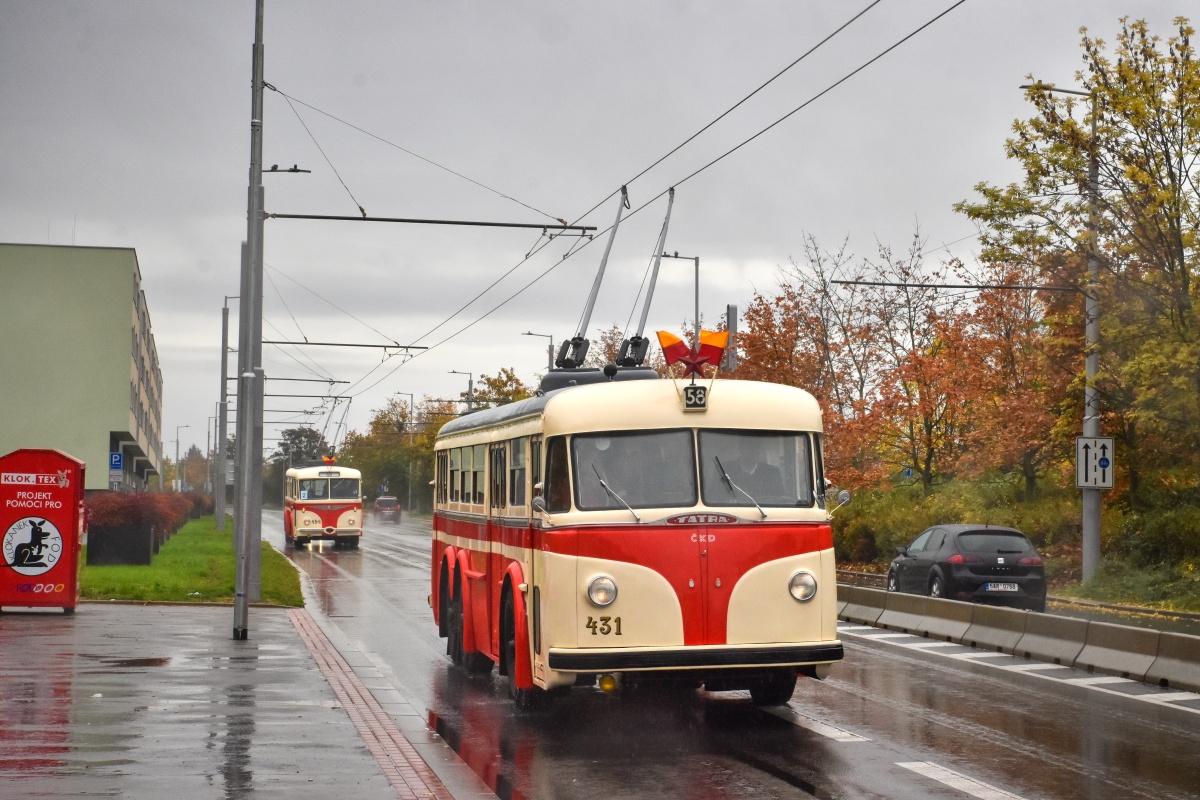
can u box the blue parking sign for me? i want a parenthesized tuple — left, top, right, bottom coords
(109, 452, 123, 470)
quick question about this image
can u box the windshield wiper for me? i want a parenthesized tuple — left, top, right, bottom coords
(591, 464, 641, 522)
(713, 456, 767, 520)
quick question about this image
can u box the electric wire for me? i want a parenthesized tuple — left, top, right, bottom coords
(265, 262, 401, 346)
(265, 269, 309, 342)
(280, 91, 368, 217)
(266, 84, 562, 224)
(390, 0, 885, 352)
(348, 0, 969, 398)
(264, 318, 335, 380)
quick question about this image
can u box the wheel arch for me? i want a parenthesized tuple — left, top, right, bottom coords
(501, 562, 534, 690)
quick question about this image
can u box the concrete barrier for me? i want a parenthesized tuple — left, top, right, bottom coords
(838, 585, 887, 626)
(1146, 631, 1200, 692)
(876, 591, 931, 634)
(961, 605, 1029, 653)
(1014, 613, 1089, 665)
(1074, 620, 1161, 681)
(917, 597, 975, 641)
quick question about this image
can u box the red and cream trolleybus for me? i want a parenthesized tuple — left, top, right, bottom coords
(431, 376, 843, 708)
(283, 463, 363, 549)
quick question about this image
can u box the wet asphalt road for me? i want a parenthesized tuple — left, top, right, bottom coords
(265, 512, 1200, 800)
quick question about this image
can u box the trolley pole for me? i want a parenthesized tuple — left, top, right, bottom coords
(234, 0, 266, 640)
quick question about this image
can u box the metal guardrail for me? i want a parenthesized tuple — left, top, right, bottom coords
(835, 583, 1200, 692)
(835, 569, 1200, 622)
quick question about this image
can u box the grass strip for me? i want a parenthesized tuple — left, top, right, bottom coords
(81, 515, 303, 606)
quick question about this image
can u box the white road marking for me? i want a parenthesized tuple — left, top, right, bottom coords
(836, 625, 877, 631)
(949, 651, 1013, 659)
(840, 624, 1200, 717)
(903, 641, 965, 649)
(865, 632, 921, 640)
(896, 761, 1027, 800)
(998, 662, 1072, 672)
(763, 704, 870, 741)
(1140, 691, 1200, 704)
(1062, 676, 1135, 686)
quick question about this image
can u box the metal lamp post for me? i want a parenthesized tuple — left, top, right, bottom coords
(659, 251, 702, 349)
(395, 392, 416, 513)
(522, 331, 554, 371)
(449, 370, 474, 410)
(174, 424, 190, 492)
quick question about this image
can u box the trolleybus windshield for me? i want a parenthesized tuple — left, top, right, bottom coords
(699, 430, 814, 508)
(572, 429, 696, 510)
(296, 477, 360, 501)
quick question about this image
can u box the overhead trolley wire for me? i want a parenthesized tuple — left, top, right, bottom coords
(347, 0, 967, 399)
(389, 0, 885, 356)
(265, 262, 403, 347)
(264, 83, 563, 224)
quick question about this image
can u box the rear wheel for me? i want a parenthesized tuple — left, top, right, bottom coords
(502, 589, 539, 710)
(749, 670, 797, 706)
(446, 581, 464, 666)
(928, 573, 944, 599)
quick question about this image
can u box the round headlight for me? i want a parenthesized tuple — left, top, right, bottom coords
(788, 571, 817, 602)
(587, 575, 618, 607)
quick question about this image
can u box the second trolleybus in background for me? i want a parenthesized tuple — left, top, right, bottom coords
(283, 462, 364, 549)
(430, 375, 844, 708)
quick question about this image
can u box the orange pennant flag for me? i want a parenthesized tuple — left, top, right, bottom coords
(697, 329, 728, 370)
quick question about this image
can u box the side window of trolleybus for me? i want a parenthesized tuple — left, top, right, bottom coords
(459, 446, 471, 503)
(698, 430, 814, 508)
(572, 429, 696, 510)
(509, 437, 527, 507)
(473, 444, 486, 504)
(544, 436, 570, 513)
(449, 448, 461, 502)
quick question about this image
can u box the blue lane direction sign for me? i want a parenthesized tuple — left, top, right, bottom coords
(1075, 437, 1115, 489)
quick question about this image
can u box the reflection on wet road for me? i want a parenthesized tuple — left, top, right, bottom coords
(268, 511, 1200, 799)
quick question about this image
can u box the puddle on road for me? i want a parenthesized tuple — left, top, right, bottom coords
(427, 709, 529, 800)
(79, 655, 172, 668)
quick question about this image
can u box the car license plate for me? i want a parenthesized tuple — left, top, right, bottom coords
(985, 582, 1018, 592)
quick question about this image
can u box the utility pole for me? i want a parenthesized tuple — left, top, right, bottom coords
(660, 251, 702, 349)
(216, 295, 236, 532)
(1082, 99, 1102, 581)
(1021, 82, 1104, 581)
(234, 0, 266, 640)
(449, 370, 474, 410)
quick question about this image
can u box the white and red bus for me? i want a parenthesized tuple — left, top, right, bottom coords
(283, 464, 363, 549)
(431, 377, 843, 708)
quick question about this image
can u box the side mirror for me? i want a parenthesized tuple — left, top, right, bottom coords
(532, 496, 547, 514)
(895, 546, 908, 557)
(828, 487, 852, 514)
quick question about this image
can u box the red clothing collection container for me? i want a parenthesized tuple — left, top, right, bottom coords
(0, 449, 85, 613)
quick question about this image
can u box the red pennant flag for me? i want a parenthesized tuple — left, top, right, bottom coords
(656, 331, 691, 365)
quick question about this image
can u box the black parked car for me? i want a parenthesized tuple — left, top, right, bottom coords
(886, 525, 1046, 612)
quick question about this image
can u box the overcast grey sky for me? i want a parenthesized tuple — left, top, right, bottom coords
(2, 1, 1194, 457)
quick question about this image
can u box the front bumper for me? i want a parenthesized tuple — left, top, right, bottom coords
(296, 528, 361, 539)
(547, 641, 843, 672)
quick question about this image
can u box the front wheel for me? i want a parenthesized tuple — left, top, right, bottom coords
(502, 590, 539, 711)
(886, 570, 899, 593)
(749, 670, 797, 706)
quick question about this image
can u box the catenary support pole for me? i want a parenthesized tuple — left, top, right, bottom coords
(234, 0, 266, 640)
(216, 299, 233, 532)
